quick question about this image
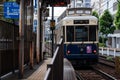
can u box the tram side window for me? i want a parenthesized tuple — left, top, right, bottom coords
(75, 26, 88, 41)
(89, 26, 96, 41)
(66, 26, 74, 42)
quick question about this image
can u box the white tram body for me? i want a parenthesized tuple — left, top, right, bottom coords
(55, 8, 99, 65)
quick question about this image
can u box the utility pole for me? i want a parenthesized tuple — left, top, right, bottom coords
(50, 4, 55, 57)
(18, 0, 25, 79)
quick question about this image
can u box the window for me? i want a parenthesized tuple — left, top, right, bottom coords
(68, 10, 74, 15)
(85, 0, 91, 2)
(76, 3, 82, 7)
(75, 26, 88, 41)
(85, 3, 90, 7)
(66, 26, 74, 42)
(89, 26, 96, 41)
(66, 26, 97, 42)
(113, 2, 117, 11)
(76, 10, 83, 14)
(85, 10, 91, 14)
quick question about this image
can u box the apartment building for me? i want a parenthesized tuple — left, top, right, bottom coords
(91, 0, 118, 15)
(70, 0, 91, 8)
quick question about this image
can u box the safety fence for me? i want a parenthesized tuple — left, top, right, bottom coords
(44, 38, 63, 80)
(99, 47, 120, 57)
(0, 20, 36, 78)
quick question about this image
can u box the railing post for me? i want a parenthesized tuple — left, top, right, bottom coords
(47, 64, 53, 80)
(102, 47, 104, 55)
(107, 48, 109, 56)
(30, 41, 34, 69)
(114, 49, 116, 58)
(44, 39, 63, 80)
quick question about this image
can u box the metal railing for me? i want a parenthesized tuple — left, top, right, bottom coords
(44, 38, 64, 80)
(99, 47, 120, 57)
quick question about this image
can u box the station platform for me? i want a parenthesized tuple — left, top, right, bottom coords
(1, 58, 77, 80)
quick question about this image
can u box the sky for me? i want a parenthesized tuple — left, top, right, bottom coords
(48, 7, 67, 19)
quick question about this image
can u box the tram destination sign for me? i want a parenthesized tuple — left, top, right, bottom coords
(74, 20, 89, 24)
(4, 2, 19, 19)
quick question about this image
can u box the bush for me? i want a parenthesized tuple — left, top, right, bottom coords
(99, 43, 106, 47)
(99, 36, 108, 43)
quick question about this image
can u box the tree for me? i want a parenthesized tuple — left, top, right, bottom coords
(99, 9, 113, 35)
(99, 9, 114, 43)
(92, 10, 99, 19)
(114, 2, 120, 30)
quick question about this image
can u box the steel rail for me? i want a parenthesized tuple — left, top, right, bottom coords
(93, 67, 117, 80)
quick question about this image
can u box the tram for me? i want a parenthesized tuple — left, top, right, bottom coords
(55, 7, 99, 65)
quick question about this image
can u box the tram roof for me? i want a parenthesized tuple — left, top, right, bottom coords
(62, 15, 98, 21)
(56, 15, 98, 29)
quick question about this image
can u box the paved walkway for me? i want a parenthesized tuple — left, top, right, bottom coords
(27, 59, 51, 80)
(1, 58, 51, 80)
(1, 58, 76, 80)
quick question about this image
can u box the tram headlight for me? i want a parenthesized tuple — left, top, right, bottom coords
(93, 50, 97, 54)
(67, 50, 71, 54)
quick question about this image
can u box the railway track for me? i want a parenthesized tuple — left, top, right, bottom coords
(75, 55, 120, 80)
(75, 66, 117, 80)
(98, 55, 120, 79)
(99, 55, 115, 68)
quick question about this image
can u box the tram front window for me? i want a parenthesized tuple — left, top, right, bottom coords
(66, 26, 88, 42)
(66, 26, 74, 42)
(75, 26, 88, 41)
(89, 26, 96, 41)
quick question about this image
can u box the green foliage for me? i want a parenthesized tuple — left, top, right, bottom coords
(114, 3, 120, 30)
(106, 56, 113, 61)
(109, 25, 116, 34)
(99, 36, 102, 43)
(99, 43, 106, 47)
(92, 10, 99, 19)
(99, 9, 113, 35)
(99, 36, 107, 43)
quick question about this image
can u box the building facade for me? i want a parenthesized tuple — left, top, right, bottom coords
(91, 0, 118, 15)
(70, 0, 91, 8)
(108, 30, 120, 48)
(91, 0, 120, 48)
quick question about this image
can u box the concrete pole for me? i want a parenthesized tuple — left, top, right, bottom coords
(30, 0, 34, 69)
(18, 0, 25, 79)
(36, 0, 40, 63)
(42, 21, 45, 59)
